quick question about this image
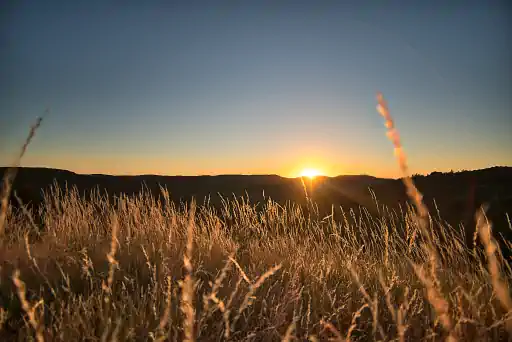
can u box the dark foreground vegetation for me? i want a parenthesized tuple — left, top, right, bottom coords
(5, 165, 512, 246)
(0, 166, 511, 341)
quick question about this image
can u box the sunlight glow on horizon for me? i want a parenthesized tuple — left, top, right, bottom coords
(1, 3, 511, 177)
(300, 168, 323, 179)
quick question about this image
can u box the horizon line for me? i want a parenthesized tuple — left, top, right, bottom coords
(3, 164, 511, 180)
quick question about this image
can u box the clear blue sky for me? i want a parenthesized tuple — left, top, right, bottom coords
(1, 0, 511, 177)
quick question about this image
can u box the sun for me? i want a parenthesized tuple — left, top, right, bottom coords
(300, 168, 322, 179)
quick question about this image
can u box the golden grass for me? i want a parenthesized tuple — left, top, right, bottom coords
(377, 93, 457, 341)
(12, 270, 45, 342)
(181, 200, 196, 342)
(0, 178, 510, 340)
(0, 98, 510, 341)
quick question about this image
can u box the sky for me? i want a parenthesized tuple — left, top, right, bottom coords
(1, 0, 511, 178)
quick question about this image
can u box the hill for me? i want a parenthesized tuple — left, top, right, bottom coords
(2, 166, 511, 240)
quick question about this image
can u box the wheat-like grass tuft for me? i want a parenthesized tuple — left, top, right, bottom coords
(102, 214, 119, 298)
(377, 93, 457, 340)
(376, 94, 428, 220)
(475, 206, 512, 334)
(320, 319, 343, 342)
(181, 199, 196, 342)
(12, 270, 45, 342)
(238, 262, 282, 315)
(157, 275, 173, 334)
(345, 303, 369, 341)
(411, 262, 456, 341)
(349, 266, 386, 339)
(0, 115, 44, 239)
(282, 320, 296, 342)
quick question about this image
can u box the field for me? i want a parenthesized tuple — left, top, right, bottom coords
(0, 183, 511, 341)
(0, 96, 511, 341)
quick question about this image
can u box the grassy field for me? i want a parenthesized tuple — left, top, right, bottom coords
(0, 95, 511, 341)
(0, 184, 511, 341)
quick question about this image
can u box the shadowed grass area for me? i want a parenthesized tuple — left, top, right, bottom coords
(0, 185, 510, 341)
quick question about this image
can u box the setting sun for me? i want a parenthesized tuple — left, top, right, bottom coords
(300, 168, 322, 179)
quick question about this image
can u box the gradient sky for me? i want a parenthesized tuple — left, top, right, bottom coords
(1, 0, 511, 177)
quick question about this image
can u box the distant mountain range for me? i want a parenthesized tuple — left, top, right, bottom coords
(2, 166, 512, 241)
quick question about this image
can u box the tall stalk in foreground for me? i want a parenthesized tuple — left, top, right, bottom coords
(0, 115, 44, 239)
(376, 93, 456, 341)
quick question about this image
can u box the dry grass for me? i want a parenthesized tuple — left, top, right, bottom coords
(0, 115, 44, 239)
(0, 98, 511, 341)
(0, 176, 510, 341)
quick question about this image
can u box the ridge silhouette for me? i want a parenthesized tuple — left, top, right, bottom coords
(3, 166, 511, 242)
